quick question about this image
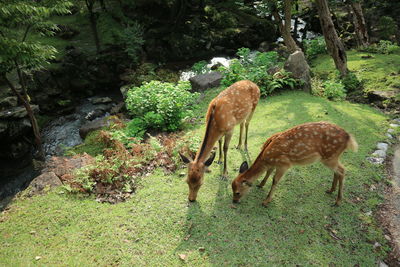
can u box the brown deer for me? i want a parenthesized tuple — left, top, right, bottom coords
(231, 121, 358, 206)
(180, 80, 260, 202)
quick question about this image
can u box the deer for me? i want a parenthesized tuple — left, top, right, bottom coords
(231, 121, 358, 207)
(179, 80, 260, 202)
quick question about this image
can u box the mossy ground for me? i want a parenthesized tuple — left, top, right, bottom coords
(0, 90, 392, 266)
(311, 50, 400, 98)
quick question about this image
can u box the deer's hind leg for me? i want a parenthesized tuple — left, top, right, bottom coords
(322, 158, 346, 206)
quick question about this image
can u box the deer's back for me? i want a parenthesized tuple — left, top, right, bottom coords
(208, 80, 260, 131)
(261, 122, 350, 165)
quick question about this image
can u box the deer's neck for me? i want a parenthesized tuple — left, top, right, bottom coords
(244, 155, 268, 183)
(195, 126, 222, 163)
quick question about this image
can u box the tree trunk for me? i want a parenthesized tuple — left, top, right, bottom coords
(315, 0, 348, 76)
(4, 75, 44, 160)
(272, 0, 300, 53)
(86, 0, 100, 53)
(350, 1, 369, 47)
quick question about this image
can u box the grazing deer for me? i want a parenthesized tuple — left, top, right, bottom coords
(231, 122, 358, 206)
(180, 80, 260, 202)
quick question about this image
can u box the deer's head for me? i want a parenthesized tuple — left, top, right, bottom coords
(179, 152, 216, 202)
(231, 161, 253, 203)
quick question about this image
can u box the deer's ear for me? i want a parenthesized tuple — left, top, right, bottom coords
(204, 152, 216, 167)
(239, 161, 249, 173)
(179, 152, 192, 164)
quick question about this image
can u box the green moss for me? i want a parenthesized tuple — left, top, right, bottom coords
(0, 91, 390, 265)
(311, 50, 400, 92)
(65, 130, 106, 156)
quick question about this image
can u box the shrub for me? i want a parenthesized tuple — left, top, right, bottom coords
(377, 16, 397, 41)
(322, 80, 346, 101)
(191, 60, 208, 74)
(311, 77, 325, 97)
(341, 72, 362, 92)
(359, 40, 399, 54)
(125, 81, 199, 136)
(303, 36, 327, 60)
(218, 48, 292, 96)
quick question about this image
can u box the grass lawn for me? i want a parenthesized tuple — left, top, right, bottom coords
(0, 90, 392, 266)
(311, 50, 400, 96)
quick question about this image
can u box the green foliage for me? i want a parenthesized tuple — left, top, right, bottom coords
(118, 23, 144, 64)
(0, 0, 72, 74)
(219, 48, 298, 96)
(377, 16, 397, 40)
(341, 72, 362, 92)
(359, 40, 400, 54)
(65, 130, 106, 156)
(322, 80, 347, 101)
(125, 81, 199, 135)
(191, 60, 208, 75)
(303, 36, 327, 60)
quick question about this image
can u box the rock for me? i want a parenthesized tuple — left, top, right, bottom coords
(120, 85, 130, 99)
(189, 72, 223, 92)
(388, 128, 395, 133)
(45, 154, 94, 179)
(367, 90, 400, 102)
(79, 117, 110, 139)
(372, 150, 386, 158)
(386, 133, 394, 139)
(7, 118, 32, 140)
(284, 50, 311, 93)
(367, 157, 384, 164)
(377, 142, 389, 152)
(393, 118, 400, 124)
(390, 123, 399, 128)
(379, 261, 388, 267)
(258, 41, 270, 52)
(110, 102, 125, 115)
(0, 105, 39, 119)
(89, 97, 113, 105)
(0, 96, 18, 109)
(26, 172, 62, 196)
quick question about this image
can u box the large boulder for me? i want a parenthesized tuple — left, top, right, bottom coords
(0, 96, 18, 110)
(284, 50, 311, 93)
(25, 172, 62, 196)
(0, 105, 39, 119)
(189, 72, 223, 92)
(79, 117, 110, 139)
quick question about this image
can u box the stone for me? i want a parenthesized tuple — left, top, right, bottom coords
(367, 90, 399, 102)
(284, 51, 311, 93)
(379, 261, 388, 267)
(0, 96, 18, 109)
(390, 123, 399, 128)
(377, 142, 389, 152)
(267, 66, 281, 75)
(89, 97, 113, 105)
(367, 157, 384, 164)
(372, 150, 386, 158)
(258, 41, 270, 52)
(0, 105, 39, 119)
(393, 118, 400, 124)
(120, 85, 130, 99)
(189, 72, 223, 92)
(386, 133, 393, 139)
(110, 102, 125, 115)
(26, 172, 62, 196)
(388, 128, 395, 133)
(79, 117, 110, 139)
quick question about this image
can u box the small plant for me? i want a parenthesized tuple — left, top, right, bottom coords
(303, 36, 327, 60)
(341, 72, 362, 92)
(311, 77, 325, 97)
(218, 48, 287, 96)
(191, 60, 208, 74)
(322, 80, 346, 101)
(125, 81, 199, 135)
(359, 40, 399, 54)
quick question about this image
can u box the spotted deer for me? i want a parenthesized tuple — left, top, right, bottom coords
(231, 122, 358, 206)
(180, 80, 260, 202)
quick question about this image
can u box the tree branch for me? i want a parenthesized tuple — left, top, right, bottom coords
(22, 24, 32, 42)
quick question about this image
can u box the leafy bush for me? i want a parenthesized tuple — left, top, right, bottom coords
(125, 81, 199, 136)
(191, 60, 208, 74)
(311, 77, 325, 97)
(359, 40, 399, 54)
(377, 16, 397, 41)
(218, 48, 294, 96)
(341, 72, 362, 92)
(322, 80, 346, 101)
(303, 36, 327, 60)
